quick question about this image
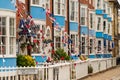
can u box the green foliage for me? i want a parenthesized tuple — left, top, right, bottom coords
(54, 48, 70, 61)
(17, 55, 35, 67)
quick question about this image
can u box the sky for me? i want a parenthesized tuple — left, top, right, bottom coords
(118, 0, 120, 4)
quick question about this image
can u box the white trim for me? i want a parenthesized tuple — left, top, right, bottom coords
(0, 8, 16, 13)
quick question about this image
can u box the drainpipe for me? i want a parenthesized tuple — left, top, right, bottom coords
(51, 0, 54, 58)
(78, 0, 81, 56)
(67, 0, 70, 56)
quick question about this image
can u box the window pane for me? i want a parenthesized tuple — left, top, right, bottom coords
(56, 37, 61, 48)
(10, 18, 15, 36)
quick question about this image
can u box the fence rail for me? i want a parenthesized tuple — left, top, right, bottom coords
(0, 58, 117, 80)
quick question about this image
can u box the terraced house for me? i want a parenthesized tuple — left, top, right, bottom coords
(0, 0, 120, 80)
(0, 0, 120, 66)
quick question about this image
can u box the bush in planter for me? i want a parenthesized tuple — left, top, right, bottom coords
(53, 48, 70, 61)
(17, 55, 35, 67)
(88, 64, 93, 74)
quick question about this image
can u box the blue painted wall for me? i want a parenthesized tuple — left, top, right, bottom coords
(54, 15, 65, 27)
(108, 35, 112, 40)
(70, 22, 78, 31)
(71, 55, 78, 60)
(103, 14, 108, 19)
(107, 17, 112, 22)
(96, 32, 104, 38)
(32, 56, 47, 63)
(89, 54, 96, 58)
(81, 26, 88, 35)
(0, 0, 16, 11)
(104, 34, 108, 39)
(89, 30, 96, 36)
(95, 9, 103, 15)
(0, 58, 16, 67)
(30, 6, 46, 20)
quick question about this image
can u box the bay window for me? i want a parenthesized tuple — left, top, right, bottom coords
(97, 0, 101, 9)
(54, 0, 65, 16)
(70, 1, 78, 21)
(81, 37, 85, 54)
(31, 0, 50, 9)
(108, 23, 111, 34)
(98, 40, 101, 52)
(90, 13, 94, 29)
(97, 17, 101, 30)
(9, 18, 15, 54)
(0, 17, 6, 55)
(103, 21, 106, 32)
(32, 0, 39, 5)
(90, 39, 93, 53)
(0, 17, 16, 55)
(55, 37, 61, 48)
(71, 34, 75, 53)
(81, 7, 86, 25)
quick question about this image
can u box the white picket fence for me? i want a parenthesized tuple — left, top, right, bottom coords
(0, 58, 117, 80)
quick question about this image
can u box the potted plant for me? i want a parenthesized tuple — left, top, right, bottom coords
(88, 64, 93, 74)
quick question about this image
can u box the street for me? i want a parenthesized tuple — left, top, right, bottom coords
(82, 66, 120, 80)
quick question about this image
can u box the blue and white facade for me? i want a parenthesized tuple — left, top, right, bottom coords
(30, 0, 49, 63)
(0, 0, 16, 67)
(95, 0, 112, 58)
(0, 0, 16, 79)
(69, 0, 79, 55)
(80, 4, 89, 55)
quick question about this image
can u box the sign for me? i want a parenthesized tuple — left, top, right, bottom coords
(18, 69, 38, 75)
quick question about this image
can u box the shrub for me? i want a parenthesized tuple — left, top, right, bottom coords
(54, 48, 70, 61)
(88, 65, 93, 74)
(17, 55, 35, 67)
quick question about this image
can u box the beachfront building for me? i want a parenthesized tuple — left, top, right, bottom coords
(80, 0, 95, 58)
(109, 0, 120, 57)
(0, 0, 16, 67)
(0, 0, 16, 79)
(118, 11, 120, 55)
(94, 0, 113, 58)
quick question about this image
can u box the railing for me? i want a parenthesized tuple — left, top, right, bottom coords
(0, 58, 117, 80)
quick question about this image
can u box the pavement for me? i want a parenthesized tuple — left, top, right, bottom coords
(80, 66, 120, 80)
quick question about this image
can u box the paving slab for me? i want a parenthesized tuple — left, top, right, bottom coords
(80, 66, 120, 80)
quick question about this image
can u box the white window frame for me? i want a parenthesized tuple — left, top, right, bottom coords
(70, 0, 78, 22)
(9, 18, 16, 55)
(0, 16, 16, 56)
(81, 36, 86, 54)
(31, 0, 50, 9)
(54, 0, 65, 16)
(80, 5, 87, 26)
(89, 12, 94, 29)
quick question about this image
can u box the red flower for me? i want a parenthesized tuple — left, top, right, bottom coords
(27, 45, 32, 49)
(40, 30, 43, 33)
(74, 63, 76, 67)
(52, 50, 55, 54)
(33, 39, 37, 43)
(61, 57, 64, 60)
(51, 43, 54, 47)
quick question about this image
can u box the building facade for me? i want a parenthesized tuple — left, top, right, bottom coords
(0, 0, 120, 67)
(17, 0, 120, 60)
(0, 0, 16, 67)
(94, 0, 113, 58)
(109, 0, 120, 57)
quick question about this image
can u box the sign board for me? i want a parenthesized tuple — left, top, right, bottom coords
(18, 69, 38, 75)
